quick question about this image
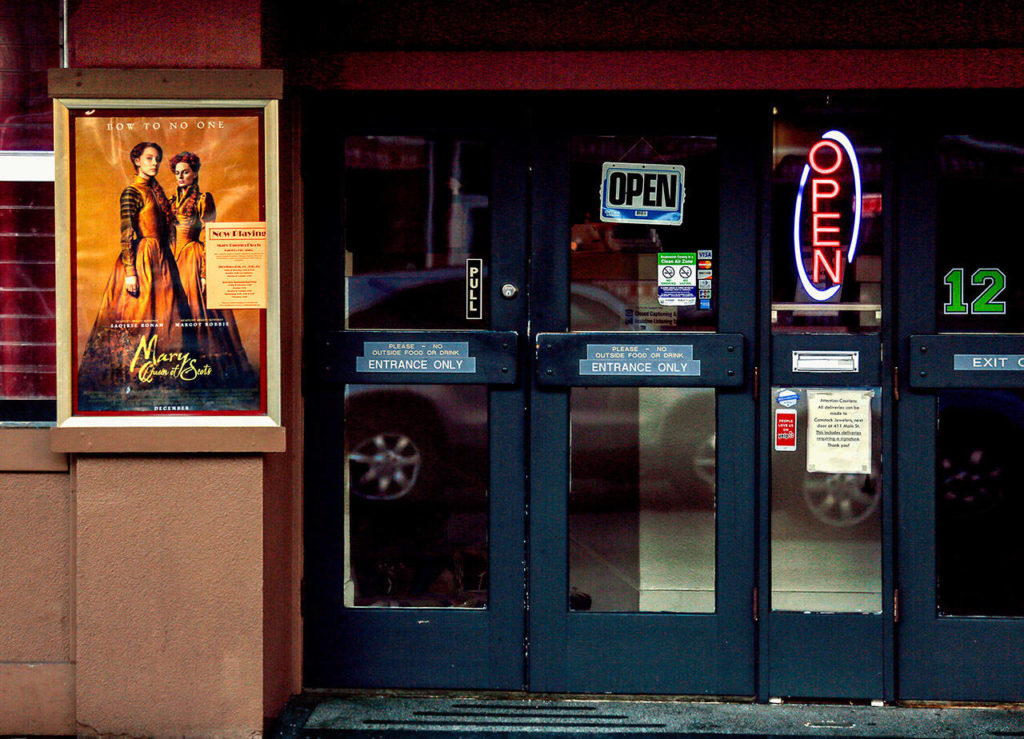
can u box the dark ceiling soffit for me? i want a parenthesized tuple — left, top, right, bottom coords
(294, 49, 1024, 92)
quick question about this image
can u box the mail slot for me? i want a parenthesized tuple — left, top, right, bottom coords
(792, 350, 860, 373)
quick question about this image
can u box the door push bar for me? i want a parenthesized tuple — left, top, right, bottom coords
(535, 332, 745, 388)
(910, 334, 1024, 389)
(320, 330, 520, 385)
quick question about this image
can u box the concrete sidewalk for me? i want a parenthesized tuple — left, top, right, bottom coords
(271, 692, 1024, 738)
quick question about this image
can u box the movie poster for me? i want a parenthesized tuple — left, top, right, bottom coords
(70, 108, 267, 415)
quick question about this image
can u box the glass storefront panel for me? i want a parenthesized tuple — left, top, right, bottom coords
(344, 135, 491, 330)
(566, 133, 719, 614)
(770, 386, 882, 613)
(570, 135, 718, 333)
(936, 134, 1024, 333)
(936, 392, 1024, 618)
(344, 383, 489, 608)
(568, 386, 716, 613)
(771, 116, 883, 333)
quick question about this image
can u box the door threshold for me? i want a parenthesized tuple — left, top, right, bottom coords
(271, 691, 1024, 738)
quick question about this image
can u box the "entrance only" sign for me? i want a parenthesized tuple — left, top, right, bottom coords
(600, 162, 686, 226)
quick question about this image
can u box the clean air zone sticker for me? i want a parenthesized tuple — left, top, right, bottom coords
(658, 253, 697, 306)
(601, 162, 686, 226)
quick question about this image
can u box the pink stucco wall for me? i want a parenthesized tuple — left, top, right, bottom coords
(74, 456, 264, 736)
(0, 472, 73, 734)
(0, 2, 285, 735)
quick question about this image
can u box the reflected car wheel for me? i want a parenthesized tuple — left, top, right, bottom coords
(349, 424, 434, 501)
(664, 431, 717, 507)
(938, 437, 1011, 514)
(692, 434, 716, 490)
(802, 473, 879, 527)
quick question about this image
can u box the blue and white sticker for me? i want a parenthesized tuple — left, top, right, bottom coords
(777, 388, 799, 407)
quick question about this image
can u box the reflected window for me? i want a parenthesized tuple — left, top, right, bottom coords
(770, 387, 882, 613)
(0, 1, 58, 422)
(344, 136, 491, 329)
(345, 384, 489, 608)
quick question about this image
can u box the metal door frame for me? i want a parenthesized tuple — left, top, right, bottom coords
(302, 93, 530, 689)
(526, 96, 759, 695)
(895, 96, 1024, 702)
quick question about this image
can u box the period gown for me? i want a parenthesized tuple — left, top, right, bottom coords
(76, 174, 191, 408)
(170, 182, 256, 390)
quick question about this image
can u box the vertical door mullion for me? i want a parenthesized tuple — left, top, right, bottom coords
(716, 117, 759, 695)
(487, 127, 531, 687)
(894, 114, 940, 699)
(527, 129, 572, 692)
(879, 111, 899, 703)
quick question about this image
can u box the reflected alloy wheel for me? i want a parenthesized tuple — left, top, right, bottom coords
(692, 434, 716, 489)
(349, 431, 423, 501)
(938, 444, 1008, 513)
(802, 473, 879, 527)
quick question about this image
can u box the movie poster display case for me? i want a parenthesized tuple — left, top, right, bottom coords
(50, 71, 284, 451)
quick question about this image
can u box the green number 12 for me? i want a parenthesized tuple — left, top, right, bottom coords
(943, 268, 1007, 315)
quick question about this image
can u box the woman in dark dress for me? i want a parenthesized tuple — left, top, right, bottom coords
(169, 150, 255, 390)
(77, 142, 190, 409)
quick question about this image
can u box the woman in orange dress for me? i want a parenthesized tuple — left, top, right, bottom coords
(77, 141, 191, 409)
(169, 151, 255, 389)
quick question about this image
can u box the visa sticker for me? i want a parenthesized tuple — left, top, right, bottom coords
(697, 250, 713, 259)
(777, 389, 799, 407)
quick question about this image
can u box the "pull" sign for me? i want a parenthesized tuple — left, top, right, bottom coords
(601, 162, 686, 226)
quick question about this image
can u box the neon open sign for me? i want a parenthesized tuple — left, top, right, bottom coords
(792, 130, 862, 302)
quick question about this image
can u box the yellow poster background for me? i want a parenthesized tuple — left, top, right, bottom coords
(72, 112, 263, 372)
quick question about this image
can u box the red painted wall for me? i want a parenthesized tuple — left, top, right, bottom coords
(70, 0, 261, 68)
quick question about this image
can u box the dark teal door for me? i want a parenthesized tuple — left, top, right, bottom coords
(757, 108, 894, 701)
(896, 109, 1024, 701)
(525, 106, 758, 695)
(303, 95, 760, 694)
(305, 93, 1024, 702)
(303, 97, 530, 688)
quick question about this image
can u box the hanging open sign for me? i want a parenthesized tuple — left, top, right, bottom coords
(600, 162, 686, 226)
(792, 130, 862, 302)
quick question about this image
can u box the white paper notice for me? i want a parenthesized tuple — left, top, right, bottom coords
(806, 389, 873, 474)
(205, 222, 268, 309)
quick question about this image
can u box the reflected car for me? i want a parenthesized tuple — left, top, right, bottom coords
(344, 274, 882, 529)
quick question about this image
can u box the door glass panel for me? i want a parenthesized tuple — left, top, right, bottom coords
(937, 134, 1024, 333)
(937, 390, 1024, 616)
(569, 387, 716, 613)
(344, 135, 491, 329)
(770, 387, 882, 613)
(570, 135, 718, 332)
(771, 116, 883, 333)
(344, 384, 489, 608)
(566, 133, 719, 613)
